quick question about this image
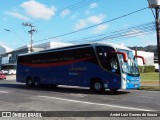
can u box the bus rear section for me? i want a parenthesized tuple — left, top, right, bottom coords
(16, 43, 142, 93)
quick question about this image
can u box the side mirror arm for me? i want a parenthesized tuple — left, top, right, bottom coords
(111, 51, 128, 62)
(135, 55, 145, 64)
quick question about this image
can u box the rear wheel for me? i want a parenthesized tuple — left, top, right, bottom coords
(26, 78, 34, 87)
(91, 80, 105, 93)
(34, 79, 41, 88)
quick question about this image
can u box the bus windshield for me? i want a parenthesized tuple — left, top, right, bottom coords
(118, 49, 139, 76)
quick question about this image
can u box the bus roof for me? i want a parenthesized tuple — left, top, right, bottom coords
(96, 42, 130, 50)
(18, 42, 130, 57)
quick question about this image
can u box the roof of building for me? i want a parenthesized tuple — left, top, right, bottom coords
(0, 45, 13, 55)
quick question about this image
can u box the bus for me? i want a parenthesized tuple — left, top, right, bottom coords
(16, 42, 145, 93)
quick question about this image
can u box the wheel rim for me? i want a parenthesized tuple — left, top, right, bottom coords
(27, 79, 33, 86)
(35, 80, 40, 87)
(28, 80, 32, 85)
(94, 82, 101, 90)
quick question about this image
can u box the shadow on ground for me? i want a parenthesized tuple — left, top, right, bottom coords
(0, 82, 130, 95)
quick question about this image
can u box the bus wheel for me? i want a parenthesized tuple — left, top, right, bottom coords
(110, 89, 118, 92)
(26, 78, 34, 87)
(34, 79, 41, 88)
(91, 80, 105, 93)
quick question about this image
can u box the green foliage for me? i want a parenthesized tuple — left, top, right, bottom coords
(138, 65, 155, 73)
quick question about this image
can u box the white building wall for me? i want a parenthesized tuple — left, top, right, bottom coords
(132, 51, 154, 66)
(50, 42, 73, 48)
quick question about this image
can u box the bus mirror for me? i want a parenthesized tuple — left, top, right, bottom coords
(111, 51, 128, 62)
(135, 55, 145, 64)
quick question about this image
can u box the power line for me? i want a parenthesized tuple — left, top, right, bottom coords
(34, 7, 149, 43)
(89, 22, 155, 42)
(1, 0, 100, 35)
(64, 22, 155, 44)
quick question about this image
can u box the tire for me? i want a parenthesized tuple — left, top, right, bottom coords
(91, 80, 105, 93)
(26, 78, 34, 87)
(34, 79, 41, 88)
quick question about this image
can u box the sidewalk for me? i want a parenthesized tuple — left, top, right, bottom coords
(6, 75, 16, 80)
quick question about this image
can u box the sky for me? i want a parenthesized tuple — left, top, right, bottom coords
(0, 0, 157, 49)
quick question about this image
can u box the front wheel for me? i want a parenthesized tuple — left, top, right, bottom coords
(91, 80, 105, 93)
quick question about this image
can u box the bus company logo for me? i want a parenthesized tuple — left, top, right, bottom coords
(2, 112, 12, 117)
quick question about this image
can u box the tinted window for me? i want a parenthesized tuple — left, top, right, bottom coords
(96, 46, 120, 74)
(17, 47, 97, 64)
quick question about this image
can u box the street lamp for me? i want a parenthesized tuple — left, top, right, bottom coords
(4, 29, 27, 45)
(148, 0, 160, 86)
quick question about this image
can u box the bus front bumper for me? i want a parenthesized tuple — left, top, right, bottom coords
(126, 80, 140, 89)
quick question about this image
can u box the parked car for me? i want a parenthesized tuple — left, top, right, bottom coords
(154, 63, 159, 72)
(1, 70, 8, 75)
(8, 69, 16, 75)
(0, 72, 6, 80)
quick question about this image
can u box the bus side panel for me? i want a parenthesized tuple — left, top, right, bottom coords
(17, 61, 121, 89)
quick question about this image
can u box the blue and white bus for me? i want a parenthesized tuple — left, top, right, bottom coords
(16, 42, 144, 93)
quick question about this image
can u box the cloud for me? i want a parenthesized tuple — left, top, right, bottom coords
(61, 9, 71, 17)
(20, 0, 56, 20)
(89, 2, 98, 9)
(75, 19, 88, 30)
(5, 11, 30, 20)
(85, 2, 98, 15)
(92, 24, 108, 33)
(87, 14, 106, 24)
(74, 13, 106, 30)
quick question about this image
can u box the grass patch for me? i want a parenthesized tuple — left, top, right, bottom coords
(139, 86, 160, 91)
(141, 81, 159, 84)
(139, 72, 160, 91)
(140, 72, 159, 81)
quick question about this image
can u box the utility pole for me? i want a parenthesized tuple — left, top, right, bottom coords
(155, 7, 160, 86)
(22, 23, 37, 52)
(148, 0, 160, 87)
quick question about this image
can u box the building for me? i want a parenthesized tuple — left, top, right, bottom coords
(0, 42, 73, 70)
(132, 50, 154, 66)
(0, 45, 13, 70)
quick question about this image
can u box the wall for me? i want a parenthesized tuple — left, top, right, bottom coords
(133, 51, 154, 66)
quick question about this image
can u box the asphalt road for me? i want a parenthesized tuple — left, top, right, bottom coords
(0, 77, 160, 120)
